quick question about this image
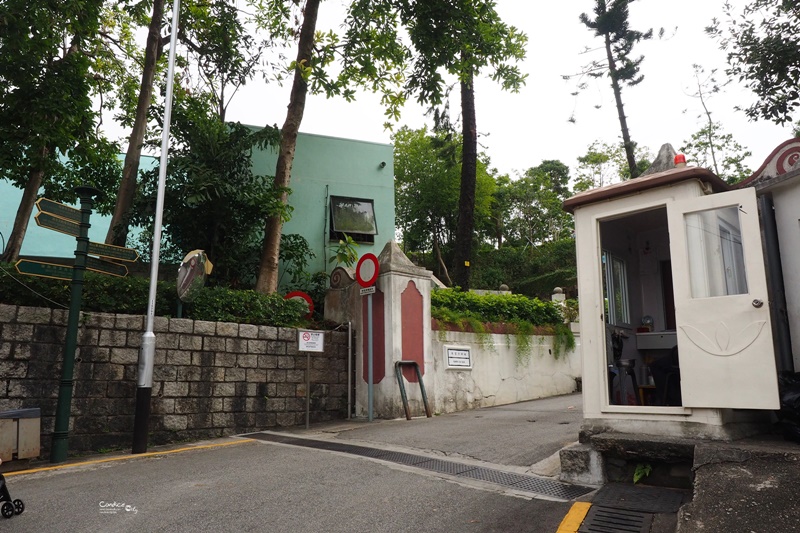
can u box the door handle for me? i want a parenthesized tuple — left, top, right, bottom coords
(752, 299, 764, 308)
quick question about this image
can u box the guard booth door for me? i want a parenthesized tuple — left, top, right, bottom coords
(666, 187, 779, 409)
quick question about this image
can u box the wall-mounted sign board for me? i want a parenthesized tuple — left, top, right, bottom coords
(445, 346, 472, 369)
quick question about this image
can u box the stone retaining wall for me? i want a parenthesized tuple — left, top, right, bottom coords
(0, 304, 350, 457)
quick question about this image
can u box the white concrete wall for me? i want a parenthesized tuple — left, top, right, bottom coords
(424, 329, 582, 414)
(771, 180, 800, 371)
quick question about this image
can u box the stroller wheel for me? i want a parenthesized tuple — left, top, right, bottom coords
(1, 501, 14, 518)
(12, 499, 23, 515)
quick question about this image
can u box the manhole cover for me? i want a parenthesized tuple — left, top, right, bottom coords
(578, 506, 653, 533)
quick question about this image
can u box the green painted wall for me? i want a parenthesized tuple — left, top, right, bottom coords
(250, 131, 395, 282)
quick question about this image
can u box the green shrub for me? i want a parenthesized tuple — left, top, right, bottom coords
(187, 287, 306, 326)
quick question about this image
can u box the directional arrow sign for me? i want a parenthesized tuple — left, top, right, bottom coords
(15, 259, 72, 281)
(86, 256, 128, 277)
(35, 198, 81, 223)
(87, 242, 139, 263)
(35, 212, 80, 237)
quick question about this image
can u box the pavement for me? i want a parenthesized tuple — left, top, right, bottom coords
(3, 393, 800, 532)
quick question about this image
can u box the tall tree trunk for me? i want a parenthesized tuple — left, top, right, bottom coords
(432, 228, 452, 286)
(1, 148, 48, 262)
(604, 33, 639, 179)
(105, 0, 165, 246)
(452, 71, 477, 290)
(254, 0, 320, 294)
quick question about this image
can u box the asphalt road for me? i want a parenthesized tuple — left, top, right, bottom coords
(1, 394, 585, 533)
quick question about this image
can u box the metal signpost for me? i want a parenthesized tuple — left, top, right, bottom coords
(298, 330, 325, 429)
(17, 193, 139, 462)
(355, 253, 380, 422)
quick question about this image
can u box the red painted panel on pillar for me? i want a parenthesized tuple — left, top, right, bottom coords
(362, 288, 385, 383)
(401, 280, 424, 382)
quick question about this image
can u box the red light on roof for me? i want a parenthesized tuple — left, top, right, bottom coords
(674, 154, 686, 166)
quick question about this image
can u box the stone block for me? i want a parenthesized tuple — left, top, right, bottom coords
(225, 338, 248, 354)
(3, 324, 33, 342)
(175, 397, 211, 414)
(33, 324, 66, 344)
(223, 397, 247, 413)
(265, 398, 285, 411)
(166, 350, 192, 366)
(107, 415, 135, 433)
(237, 354, 258, 368)
(110, 347, 139, 365)
(247, 340, 267, 355)
(151, 398, 175, 414)
(179, 334, 203, 351)
(161, 381, 188, 397)
(78, 328, 100, 346)
(246, 368, 267, 382)
(286, 370, 305, 383)
(12, 343, 31, 360)
(276, 383, 296, 398)
(0, 360, 27, 378)
(277, 328, 295, 342)
(192, 352, 214, 367)
(162, 415, 189, 431)
(93, 363, 125, 381)
(285, 343, 299, 356)
(153, 316, 169, 333)
(277, 356, 295, 369)
(257, 355, 278, 369)
(189, 382, 212, 397)
(285, 398, 305, 412)
(0, 304, 16, 323)
(266, 370, 287, 383)
(189, 413, 214, 429)
(239, 324, 258, 339)
(233, 412, 255, 428)
(266, 341, 286, 355)
(156, 333, 180, 350)
(224, 368, 246, 382)
(52, 309, 68, 325)
(203, 336, 226, 351)
(99, 329, 127, 347)
(153, 364, 177, 381)
(211, 398, 224, 412)
(193, 321, 216, 335)
(169, 318, 193, 333)
(215, 353, 236, 367)
(153, 349, 167, 365)
(559, 443, 606, 486)
(265, 383, 277, 397)
(107, 381, 136, 398)
(213, 383, 235, 397)
(78, 346, 110, 363)
(177, 366, 202, 381)
(312, 357, 329, 370)
(216, 322, 238, 337)
(258, 326, 278, 340)
(115, 314, 144, 330)
(74, 380, 108, 398)
(84, 313, 117, 328)
(275, 412, 296, 427)
(212, 412, 233, 427)
(0, 342, 10, 358)
(203, 367, 226, 381)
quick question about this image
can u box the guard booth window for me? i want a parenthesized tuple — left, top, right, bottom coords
(602, 250, 630, 326)
(329, 196, 378, 244)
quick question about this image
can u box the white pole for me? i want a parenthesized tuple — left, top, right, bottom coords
(132, 0, 181, 454)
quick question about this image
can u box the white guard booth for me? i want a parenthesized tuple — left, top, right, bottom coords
(564, 158, 784, 440)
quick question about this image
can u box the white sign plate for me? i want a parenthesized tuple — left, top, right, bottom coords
(446, 347, 472, 369)
(298, 330, 325, 352)
(359, 286, 376, 296)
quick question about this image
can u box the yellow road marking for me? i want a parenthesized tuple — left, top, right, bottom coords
(556, 502, 592, 533)
(4, 438, 255, 477)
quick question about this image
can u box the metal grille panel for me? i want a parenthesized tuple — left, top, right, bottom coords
(592, 483, 687, 513)
(241, 432, 594, 500)
(578, 506, 653, 533)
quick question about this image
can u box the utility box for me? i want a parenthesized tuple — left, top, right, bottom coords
(0, 408, 41, 461)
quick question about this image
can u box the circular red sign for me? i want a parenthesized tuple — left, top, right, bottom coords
(284, 291, 314, 319)
(355, 253, 380, 288)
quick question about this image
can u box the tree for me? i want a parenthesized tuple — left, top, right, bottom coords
(708, 1, 800, 125)
(573, 140, 650, 192)
(504, 161, 574, 248)
(130, 95, 283, 285)
(392, 126, 495, 285)
(0, 0, 121, 262)
(343, 0, 527, 290)
(254, 0, 322, 294)
(576, 0, 654, 180)
(679, 65, 752, 184)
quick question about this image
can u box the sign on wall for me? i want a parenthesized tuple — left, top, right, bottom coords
(298, 330, 325, 352)
(445, 346, 472, 369)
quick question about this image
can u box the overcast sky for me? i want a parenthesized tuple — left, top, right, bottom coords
(158, 2, 795, 180)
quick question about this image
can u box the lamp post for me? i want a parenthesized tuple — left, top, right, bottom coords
(132, 0, 181, 454)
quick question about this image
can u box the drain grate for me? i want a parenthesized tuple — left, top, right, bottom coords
(592, 483, 687, 514)
(241, 432, 594, 501)
(578, 506, 653, 533)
